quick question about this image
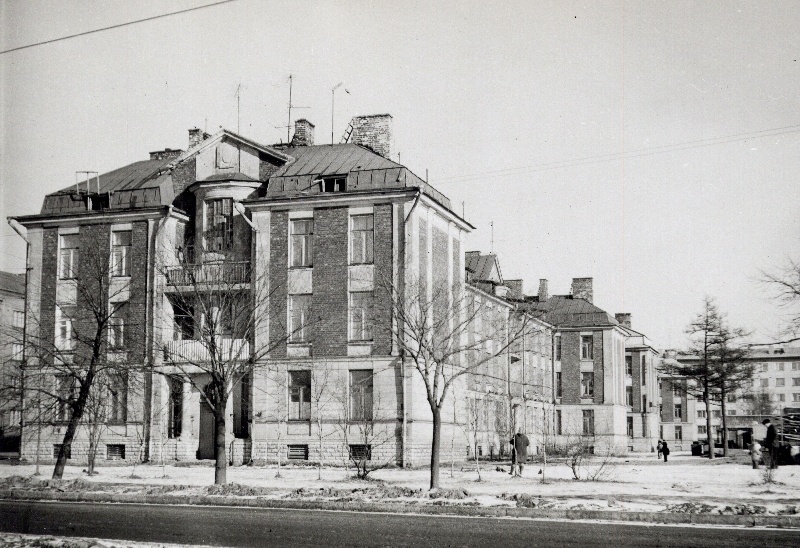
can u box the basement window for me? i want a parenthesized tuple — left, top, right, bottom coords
(106, 444, 126, 460)
(287, 444, 309, 460)
(349, 444, 372, 461)
(319, 177, 345, 193)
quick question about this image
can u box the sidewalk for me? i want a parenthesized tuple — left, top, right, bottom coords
(2, 453, 798, 528)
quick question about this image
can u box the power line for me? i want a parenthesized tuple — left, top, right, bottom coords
(0, 0, 240, 55)
(433, 123, 800, 185)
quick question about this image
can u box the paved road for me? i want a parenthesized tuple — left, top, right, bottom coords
(0, 501, 798, 547)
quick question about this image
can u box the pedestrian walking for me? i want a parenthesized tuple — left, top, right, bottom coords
(662, 441, 670, 462)
(763, 419, 778, 469)
(657, 439, 663, 459)
(510, 432, 530, 476)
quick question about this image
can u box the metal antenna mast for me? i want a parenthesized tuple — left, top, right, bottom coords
(235, 83, 241, 133)
(285, 74, 309, 142)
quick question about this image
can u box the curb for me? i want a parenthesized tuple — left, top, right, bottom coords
(1, 490, 798, 529)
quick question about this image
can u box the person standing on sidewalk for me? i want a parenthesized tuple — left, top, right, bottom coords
(662, 441, 670, 462)
(763, 419, 778, 469)
(510, 432, 529, 476)
(657, 440, 663, 459)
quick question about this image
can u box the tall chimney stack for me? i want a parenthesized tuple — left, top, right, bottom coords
(537, 279, 549, 302)
(571, 277, 593, 303)
(188, 128, 204, 149)
(349, 114, 393, 158)
(615, 313, 631, 329)
(291, 119, 315, 146)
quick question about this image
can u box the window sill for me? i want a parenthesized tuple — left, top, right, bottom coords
(288, 265, 313, 270)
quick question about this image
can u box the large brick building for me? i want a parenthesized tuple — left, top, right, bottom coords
(13, 115, 560, 466)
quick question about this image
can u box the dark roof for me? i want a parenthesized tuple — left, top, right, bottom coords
(274, 144, 400, 177)
(0, 271, 25, 295)
(465, 252, 499, 282)
(523, 295, 618, 327)
(50, 158, 173, 195)
(200, 172, 258, 183)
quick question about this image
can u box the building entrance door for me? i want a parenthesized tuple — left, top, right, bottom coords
(197, 394, 215, 460)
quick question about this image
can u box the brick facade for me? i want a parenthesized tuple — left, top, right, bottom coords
(269, 211, 289, 358)
(311, 207, 349, 356)
(372, 204, 393, 355)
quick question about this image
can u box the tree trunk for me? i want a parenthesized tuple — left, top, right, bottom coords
(53, 409, 81, 479)
(720, 387, 728, 457)
(704, 380, 714, 460)
(429, 407, 441, 489)
(214, 399, 228, 485)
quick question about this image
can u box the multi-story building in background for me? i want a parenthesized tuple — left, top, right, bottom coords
(0, 271, 25, 455)
(661, 346, 800, 450)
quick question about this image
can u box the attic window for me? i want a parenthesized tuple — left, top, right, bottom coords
(319, 177, 345, 193)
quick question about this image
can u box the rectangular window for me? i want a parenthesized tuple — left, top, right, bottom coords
(581, 372, 594, 398)
(626, 386, 633, 407)
(728, 408, 736, 415)
(204, 198, 233, 252)
(289, 371, 311, 420)
(672, 383, 682, 398)
(349, 444, 372, 461)
(287, 444, 309, 460)
(11, 343, 23, 361)
(111, 230, 132, 276)
(761, 378, 769, 388)
(12, 310, 24, 329)
(349, 370, 373, 421)
(697, 410, 706, 418)
(320, 177, 345, 193)
(580, 335, 593, 360)
(776, 378, 785, 387)
(290, 219, 313, 267)
(778, 393, 785, 402)
(674, 404, 682, 421)
(675, 426, 683, 441)
(107, 374, 127, 422)
(627, 416, 634, 438)
(794, 393, 800, 403)
(108, 303, 128, 349)
(289, 295, 311, 342)
(712, 410, 721, 418)
(168, 376, 183, 438)
(582, 409, 594, 436)
(59, 234, 79, 279)
(55, 305, 76, 351)
(555, 336, 561, 361)
(794, 378, 800, 387)
(793, 362, 800, 371)
(625, 355, 632, 376)
(555, 372, 562, 398)
(698, 425, 707, 435)
(172, 301, 194, 341)
(555, 410, 562, 435)
(349, 292, 373, 341)
(641, 356, 647, 385)
(350, 214, 374, 264)
(106, 444, 126, 460)
(727, 393, 737, 402)
(55, 374, 75, 422)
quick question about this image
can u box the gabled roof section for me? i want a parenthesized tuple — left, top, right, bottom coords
(522, 295, 618, 328)
(465, 251, 502, 284)
(170, 128, 292, 167)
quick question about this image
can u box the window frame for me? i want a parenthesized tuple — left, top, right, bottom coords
(349, 370, 374, 421)
(349, 214, 374, 265)
(580, 371, 594, 398)
(59, 234, 79, 280)
(108, 302, 128, 350)
(288, 294, 311, 343)
(349, 291, 374, 342)
(580, 335, 593, 360)
(289, 218, 314, 268)
(582, 409, 595, 436)
(204, 198, 234, 253)
(288, 370, 311, 421)
(110, 230, 132, 277)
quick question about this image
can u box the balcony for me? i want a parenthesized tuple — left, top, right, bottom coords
(163, 338, 250, 363)
(165, 262, 251, 286)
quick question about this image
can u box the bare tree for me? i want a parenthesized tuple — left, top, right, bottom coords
(158, 248, 305, 484)
(759, 257, 800, 344)
(382, 277, 537, 489)
(750, 388, 774, 416)
(465, 395, 484, 481)
(23, 229, 142, 479)
(714, 321, 754, 456)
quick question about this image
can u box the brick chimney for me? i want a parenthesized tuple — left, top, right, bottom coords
(291, 119, 315, 146)
(571, 277, 593, 303)
(537, 279, 549, 302)
(188, 128, 205, 149)
(615, 313, 631, 329)
(505, 279, 523, 298)
(149, 148, 183, 161)
(349, 114, 392, 158)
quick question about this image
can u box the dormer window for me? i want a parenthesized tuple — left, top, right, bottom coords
(319, 177, 345, 193)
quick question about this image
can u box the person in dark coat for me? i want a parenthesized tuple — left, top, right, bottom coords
(510, 432, 530, 476)
(662, 441, 670, 462)
(763, 419, 778, 469)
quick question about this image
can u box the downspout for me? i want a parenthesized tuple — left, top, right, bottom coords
(8, 219, 29, 453)
(400, 189, 421, 467)
(143, 205, 173, 461)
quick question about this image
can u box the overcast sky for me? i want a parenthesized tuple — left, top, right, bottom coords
(2, 0, 798, 349)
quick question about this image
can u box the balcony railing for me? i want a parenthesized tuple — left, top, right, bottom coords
(165, 262, 251, 286)
(163, 338, 250, 363)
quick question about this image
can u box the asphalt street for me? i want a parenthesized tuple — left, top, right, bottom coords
(0, 501, 798, 547)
